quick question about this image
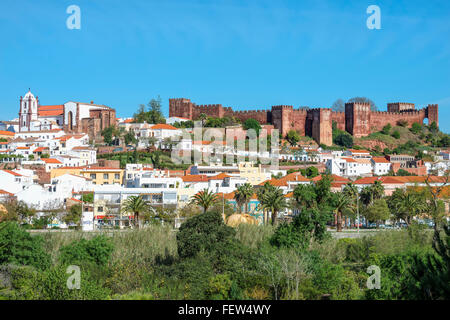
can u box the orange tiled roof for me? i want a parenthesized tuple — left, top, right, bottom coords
(0, 130, 15, 136)
(150, 124, 178, 130)
(372, 157, 390, 163)
(208, 173, 232, 180)
(38, 105, 64, 117)
(0, 189, 14, 196)
(182, 175, 209, 182)
(41, 158, 62, 164)
(354, 176, 404, 185)
(1, 169, 22, 177)
(311, 174, 350, 183)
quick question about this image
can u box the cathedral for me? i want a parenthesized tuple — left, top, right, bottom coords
(19, 90, 117, 140)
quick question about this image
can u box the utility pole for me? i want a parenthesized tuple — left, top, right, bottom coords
(357, 188, 360, 234)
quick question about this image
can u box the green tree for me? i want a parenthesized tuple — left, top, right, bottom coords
(176, 210, 235, 259)
(364, 199, 390, 227)
(234, 183, 254, 214)
(63, 204, 82, 228)
(333, 132, 353, 148)
(306, 166, 319, 178)
(243, 119, 262, 136)
(409, 222, 450, 299)
(388, 189, 426, 225)
(334, 192, 350, 232)
(124, 130, 137, 145)
(381, 123, 392, 135)
(410, 122, 422, 134)
(286, 130, 300, 146)
(121, 195, 148, 229)
(263, 186, 287, 226)
(192, 189, 218, 213)
(0, 222, 51, 270)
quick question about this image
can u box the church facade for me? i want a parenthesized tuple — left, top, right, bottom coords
(19, 90, 116, 140)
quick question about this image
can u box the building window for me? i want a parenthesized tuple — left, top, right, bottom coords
(103, 173, 109, 179)
(114, 173, 120, 180)
(98, 206, 104, 212)
(90, 174, 96, 179)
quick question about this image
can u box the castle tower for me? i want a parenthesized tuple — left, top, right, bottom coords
(19, 89, 39, 132)
(345, 102, 371, 138)
(310, 108, 332, 146)
(426, 104, 439, 127)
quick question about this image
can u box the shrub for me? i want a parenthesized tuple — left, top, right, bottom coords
(392, 130, 400, 139)
(177, 211, 235, 259)
(410, 122, 422, 134)
(0, 222, 51, 270)
(59, 235, 114, 267)
(381, 124, 391, 135)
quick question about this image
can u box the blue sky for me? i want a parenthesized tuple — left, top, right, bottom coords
(1, 0, 449, 132)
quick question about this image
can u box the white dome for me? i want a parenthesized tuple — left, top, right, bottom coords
(23, 90, 36, 101)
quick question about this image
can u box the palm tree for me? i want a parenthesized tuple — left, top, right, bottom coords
(390, 189, 426, 225)
(234, 183, 254, 214)
(264, 187, 287, 226)
(121, 195, 149, 229)
(257, 182, 274, 225)
(334, 192, 350, 232)
(192, 189, 218, 213)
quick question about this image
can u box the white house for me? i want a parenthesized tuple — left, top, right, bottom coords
(371, 157, 392, 175)
(0, 169, 34, 194)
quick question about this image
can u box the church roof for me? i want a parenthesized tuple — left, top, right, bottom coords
(38, 105, 64, 117)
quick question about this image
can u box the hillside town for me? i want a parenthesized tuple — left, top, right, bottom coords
(0, 90, 449, 231)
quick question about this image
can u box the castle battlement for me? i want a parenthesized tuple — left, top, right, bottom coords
(169, 97, 439, 146)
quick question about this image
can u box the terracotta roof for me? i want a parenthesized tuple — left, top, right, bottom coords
(0, 189, 14, 196)
(181, 175, 209, 182)
(38, 105, 64, 117)
(41, 158, 62, 164)
(354, 176, 404, 185)
(33, 147, 48, 152)
(16, 146, 29, 150)
(1, 170, 22, 177)
(311, 174, 350, 183)
(284, 192, 294, 198)
(342, 157, 357, 163)
(123, 119, 134, 123)
(208, 173, 232, 180)
(394, 176, 448, 184)
(372, 157, 390, 163)
(0, 130, 15, 136)
(0, 142, 8, 145)
(68, 197, 83, 203)
(150, 124, 178, 130)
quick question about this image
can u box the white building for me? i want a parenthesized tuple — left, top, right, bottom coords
(371, 157, 392, 176)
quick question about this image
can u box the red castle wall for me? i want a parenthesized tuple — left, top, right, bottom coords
(169, 98, 438, 146)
